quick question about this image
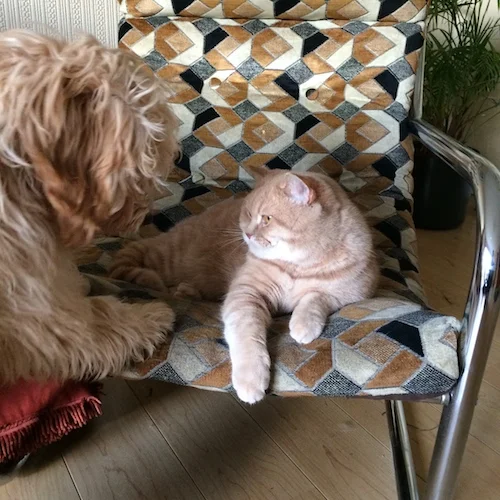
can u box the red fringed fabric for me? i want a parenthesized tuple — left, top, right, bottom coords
(0, 380, 102, 464)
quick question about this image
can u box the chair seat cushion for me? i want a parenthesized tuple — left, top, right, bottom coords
(80, 266, 459, 400)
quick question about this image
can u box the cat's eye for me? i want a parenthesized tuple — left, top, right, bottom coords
(262, 215, 272, 225)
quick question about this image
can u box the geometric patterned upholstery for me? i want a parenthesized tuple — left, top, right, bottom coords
(119, 0, 428, 23)
(79, 274, 460, 398)
(78, 0, 459, 399)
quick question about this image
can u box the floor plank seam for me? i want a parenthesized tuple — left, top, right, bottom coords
(125, 381, 209, 500)
(231, 394, 335, 500)
(61, 454, 84, 500)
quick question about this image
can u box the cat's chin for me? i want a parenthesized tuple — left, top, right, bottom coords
(247, 240, 303, 264)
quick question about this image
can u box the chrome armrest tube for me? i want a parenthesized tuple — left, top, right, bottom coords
(410, 119, 500, 499)
(410, 119, 500, 370)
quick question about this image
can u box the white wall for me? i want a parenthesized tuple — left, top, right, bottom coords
(465, 0, 500, 165)
(0, 0, 120, 47)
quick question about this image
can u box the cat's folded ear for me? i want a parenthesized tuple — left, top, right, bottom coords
(282, 174, 317, 206)
(244, 165, 270, 182)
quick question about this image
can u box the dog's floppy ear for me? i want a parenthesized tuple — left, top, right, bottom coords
(0, 31, 178, 246)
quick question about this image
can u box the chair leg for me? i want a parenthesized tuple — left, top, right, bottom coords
(386, 400, 420, 500)
(425, 370, 481, 500)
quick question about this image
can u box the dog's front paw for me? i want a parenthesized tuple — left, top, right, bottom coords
(232, 353, 271, 404)
(128, 301, 175, 360)
(289, 317, 323, 345)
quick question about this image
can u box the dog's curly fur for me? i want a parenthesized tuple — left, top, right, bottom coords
(0, 30, 179, 384)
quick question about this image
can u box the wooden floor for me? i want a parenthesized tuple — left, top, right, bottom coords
(2, 205, 499, 500)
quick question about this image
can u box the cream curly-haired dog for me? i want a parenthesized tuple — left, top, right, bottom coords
(0, 30, 178, 384)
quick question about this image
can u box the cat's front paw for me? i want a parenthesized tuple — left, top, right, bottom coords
(289, 317, 323, 345)
(232, 353, 271, 404)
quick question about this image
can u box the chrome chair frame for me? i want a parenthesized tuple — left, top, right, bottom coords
(384, 119, 500, 499)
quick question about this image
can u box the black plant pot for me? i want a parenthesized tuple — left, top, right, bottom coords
(412, 146, 472, 230)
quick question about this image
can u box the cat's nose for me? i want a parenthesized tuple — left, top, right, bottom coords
(245, 232, 252, 239)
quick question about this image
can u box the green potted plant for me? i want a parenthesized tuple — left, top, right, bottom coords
(413, 0, 500, 229)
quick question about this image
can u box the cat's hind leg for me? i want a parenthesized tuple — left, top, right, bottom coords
(109, 240, 166, 292)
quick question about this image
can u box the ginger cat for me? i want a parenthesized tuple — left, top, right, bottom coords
(110, 167, 378, 403)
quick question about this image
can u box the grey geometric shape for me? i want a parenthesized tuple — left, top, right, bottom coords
(283, 103, 310, 123)
(227, 180, 251, 194)
(237, 58, 264, 80)
(150, 362, 187, 385)
(385, 102, 407, 122)
(147, 17, 171, 28)
(331, 142, 359, 165)
(386, 213, 410, 230)
(143, 50, 167, 71)
(78, 263, 106, 276)
(333, 102, 360, 121)
(185, 96, 211, 115)
(343, 21, 369, 35)
(234, 100, 259, 120)
(175, 314, 202, 332)
(191, 58, 216, 80)
(179, 176, 198, 190)
(193, 17, 219, 35)
(389, 58, 414, 81)
(243, 19, 267, 35)
(397, 310, 443, 327)
(228, 141, 253, 161)
(279, 144, 307, 166)
(337, 57, 364, 82)
(314, 370, 361, 396)
(403, 365, 456, 395)
(96, 240, 123, 252)
(287, 61, 314, 84)
(388, 145, 410, 167)
(292, 22, 318, 39)
(321, 318, 357, 338)
(181, 135, 203, 157)
(395, 22, 423, 37)
(163, 205, 192, 223)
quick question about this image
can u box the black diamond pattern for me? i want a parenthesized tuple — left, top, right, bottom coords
(275, 73, 299, 100)
(375, 70, 399, 99)
(295, 115, 320, 139)
(204, 27, 229, 53)
(194, 108, 219, 130)
(303, 32, 329, 56)
(180, 69, 204, 93)
(379, 321, 424, 357)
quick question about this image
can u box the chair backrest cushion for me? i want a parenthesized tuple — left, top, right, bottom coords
(119, 0, 427, 22)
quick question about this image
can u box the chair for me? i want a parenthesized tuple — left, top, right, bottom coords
(79, 1, 500, 498)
